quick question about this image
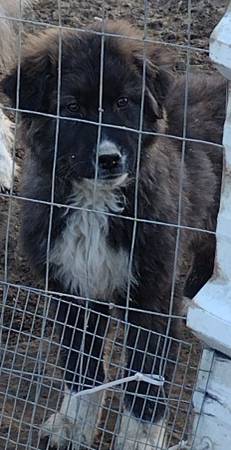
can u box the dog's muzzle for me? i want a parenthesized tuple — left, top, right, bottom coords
(96, 140, 126, 181)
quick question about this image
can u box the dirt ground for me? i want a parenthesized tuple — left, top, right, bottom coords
(0, 0, 228, 449)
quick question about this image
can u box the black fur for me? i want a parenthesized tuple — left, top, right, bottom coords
(2, 20, 225, 429)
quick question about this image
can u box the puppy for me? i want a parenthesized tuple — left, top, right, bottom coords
(2, 21, 225, 449)
(0, 0, 32, 192)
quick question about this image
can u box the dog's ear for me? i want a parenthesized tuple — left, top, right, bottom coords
(2, 31, 58, 114)
(134, 46, 175, 119)
(106, 20, 176, 119)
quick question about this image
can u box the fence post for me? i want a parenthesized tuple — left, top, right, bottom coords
(186, 3, 231, 449)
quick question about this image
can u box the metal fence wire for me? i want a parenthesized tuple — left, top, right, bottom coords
(0, 1, 227, 449)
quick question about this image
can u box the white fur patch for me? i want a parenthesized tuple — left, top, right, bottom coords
(97, 138, 121, 156)
(50, 178, 135, 300)
(0, 0, 32, 71)
(0, 109, 14, 192)
(41, 386, 102, 449)
(115, 413, 167, 449)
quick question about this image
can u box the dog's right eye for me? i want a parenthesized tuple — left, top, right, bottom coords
(116, 97, 129, 109)
(66, 102, 80, 113)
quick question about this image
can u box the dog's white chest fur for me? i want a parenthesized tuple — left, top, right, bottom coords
(50, 180, 130, 300)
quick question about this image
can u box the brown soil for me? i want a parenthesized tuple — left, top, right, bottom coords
(0, 1, 227, 449)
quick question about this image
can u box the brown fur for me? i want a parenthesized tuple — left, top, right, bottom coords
(1, 19, 226, 447)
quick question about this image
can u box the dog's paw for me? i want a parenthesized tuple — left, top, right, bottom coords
(41, 388, 102, 449)
(40, 412, 83, 449)
(41, 412, 73, 448)
(115, 413, 167, 450)
(115, 440, 164, 450)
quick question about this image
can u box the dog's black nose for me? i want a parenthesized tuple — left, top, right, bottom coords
(96, 140, 124, 179)
(98, 153, 121, 172)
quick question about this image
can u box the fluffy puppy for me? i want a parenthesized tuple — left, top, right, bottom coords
(0, 0, 32, 192)
(2, 21, 225, 449)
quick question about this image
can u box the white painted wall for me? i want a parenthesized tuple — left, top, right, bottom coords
(192, 350, 231, 450)
(187, 1, 231, 360)
(187, 3, 231, 449)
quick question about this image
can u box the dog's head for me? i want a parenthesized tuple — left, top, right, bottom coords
(2, 21, 174, 184)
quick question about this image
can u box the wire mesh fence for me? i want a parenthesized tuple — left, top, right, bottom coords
(1, 283, 200, 449)
(0, 1, 228, 449)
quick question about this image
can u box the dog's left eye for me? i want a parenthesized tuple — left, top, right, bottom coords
(116, 97, 129, 109)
